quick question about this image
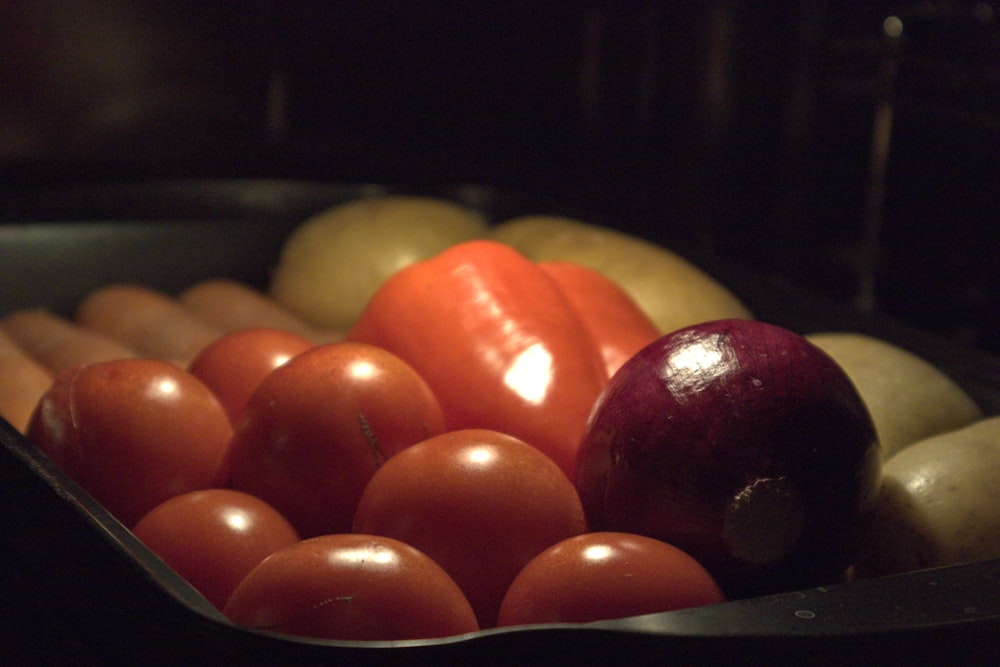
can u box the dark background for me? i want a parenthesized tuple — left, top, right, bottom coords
(2, 1, 998, 353)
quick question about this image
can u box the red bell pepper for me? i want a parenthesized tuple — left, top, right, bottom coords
(347, 240, 608, 478)
(538, 260, 661, 378)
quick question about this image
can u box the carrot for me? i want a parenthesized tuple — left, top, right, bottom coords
(75, 284, 226, 367)
(0, 328, 55, 434)
(178, 279, 343, 344)
(1, 309, 137, 375)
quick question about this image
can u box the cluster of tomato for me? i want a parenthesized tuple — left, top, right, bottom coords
(24, 240, 727, 641)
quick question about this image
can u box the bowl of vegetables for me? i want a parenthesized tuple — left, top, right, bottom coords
(1, 179, 998, 665)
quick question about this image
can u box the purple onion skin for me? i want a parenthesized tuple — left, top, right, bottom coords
(575, 319, 881, 598)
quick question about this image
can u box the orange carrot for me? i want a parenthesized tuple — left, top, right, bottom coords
(0, 328, 55, 433)
(1, 309, 137, 375)
(179, 279, 343, 344)
(75, 284, 225, 366)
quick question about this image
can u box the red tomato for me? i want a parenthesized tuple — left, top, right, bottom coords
(537, 261, 662, 378)
(226, 341, 445, 538)
(132, 489, 300, 609)
(187, 328, 314, 423)
(25, 359, 233, 526)
(223, 534, 480, 641)
(346, 240, 607, 479)
(352, 429, 588, 628)
(497, 532, 726, 627)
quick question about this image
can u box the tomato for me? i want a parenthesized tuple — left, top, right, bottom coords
(187, 328, 315, 423)
(226, 341, 445, 538)
(352, 429, 588, 628)
(347, 240, 607, 479)
(25, 359, 233, 526)
(223, 534, 480, 641)
(131, 489, 300, 609)
(497, 532, 725, 627)
(537, 260, 661, 378)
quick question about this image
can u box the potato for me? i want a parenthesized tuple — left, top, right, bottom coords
(490, 216, 752, 335)
(853, 416, 1000, 578)
(269, 196, 488, 330)
(807, 332, 982, 461)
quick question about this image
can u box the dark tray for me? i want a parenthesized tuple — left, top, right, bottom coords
(1, 180, 998, 665)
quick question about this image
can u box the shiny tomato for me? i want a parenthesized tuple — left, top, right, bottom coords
(497, 532, 726, 627)
(26, 359, 233, 526)
(223, 534, 480, 641)
(352, 429, 588, 628)
(226, 341, 445, 538)
(187, 328, 314, 423)
(537, 261, 661, 378)
(132, 489, 300, 609)
(346, 240, 607, 479)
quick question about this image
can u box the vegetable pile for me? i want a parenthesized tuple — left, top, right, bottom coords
(2, 194, 998, 642)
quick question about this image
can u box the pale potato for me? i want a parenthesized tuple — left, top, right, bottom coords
(269, 196, 488, 330)
(490, 215, 752, 335)
(807, 332, 982, 461)
(853, 416, 1000, 578)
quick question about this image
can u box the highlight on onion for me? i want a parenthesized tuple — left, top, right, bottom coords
(574, 318, 881, 598)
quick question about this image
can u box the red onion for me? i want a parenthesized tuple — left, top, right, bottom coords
(575, 319, 881, 598)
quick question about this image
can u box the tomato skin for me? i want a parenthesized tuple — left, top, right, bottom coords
(25, 365, 79, 472)
(223, 534, 480, 641)
(352, 428, 588, 628)
(497, 532, 725, 627)
(347, 240, 607, 479)
(26, 359, 233, 526)
(226, 341, 445, 538)
(188, 328, 314, 423)
(132, 489, 300, 610)
(537, 261, 661, 378)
